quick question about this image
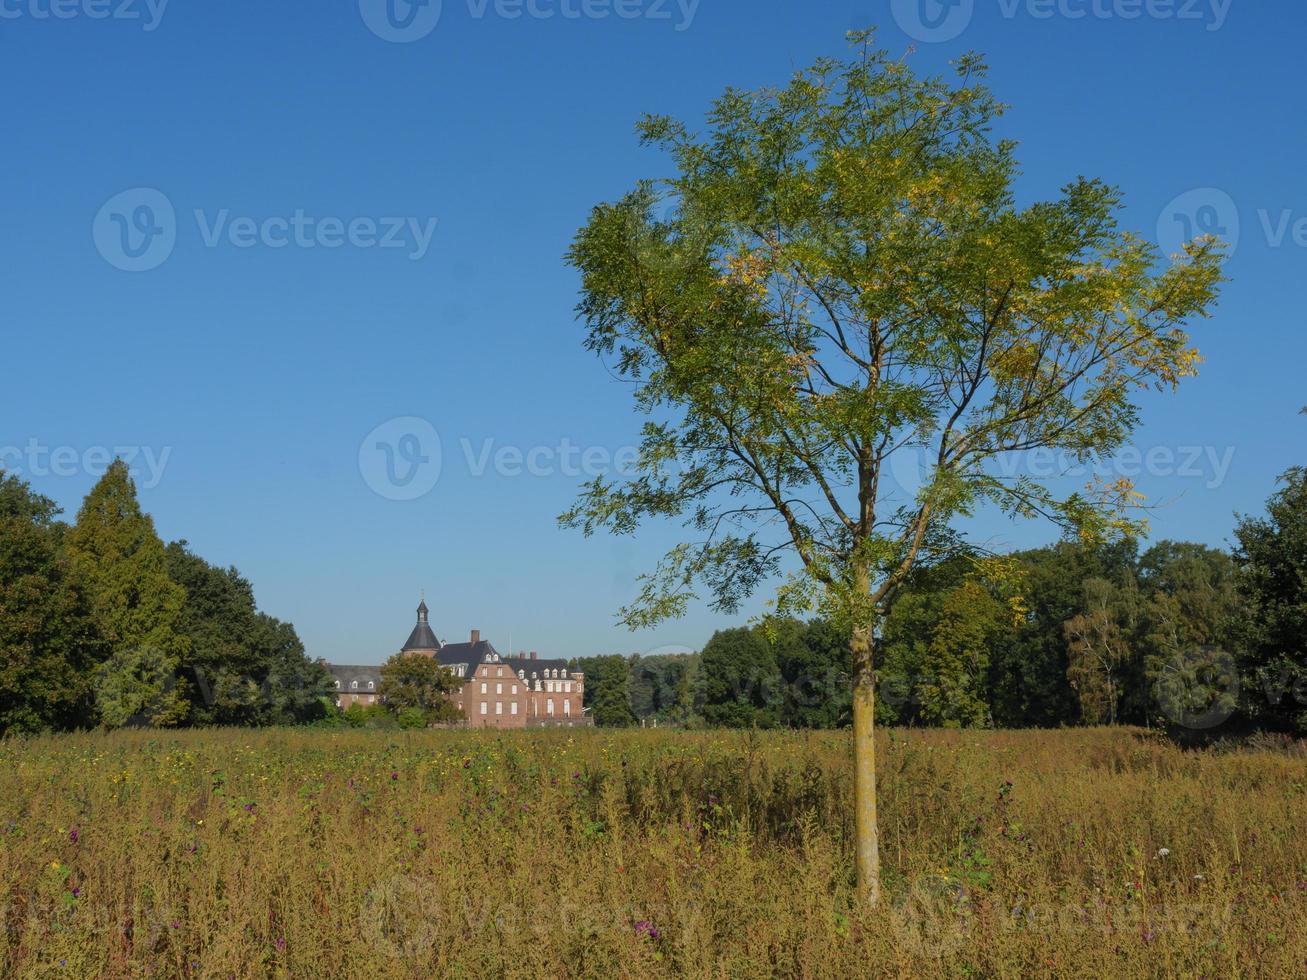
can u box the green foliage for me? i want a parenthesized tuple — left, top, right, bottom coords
(165, 542, 333, 726)
(1234, 458, 1307, 733)
(377, 653, 463, 725)
(574, 655, 638, 727)
(699, 627, 781, 728)
(629, 652, 700, 725)
(772, 618, 852, 728)
(561, 34, 1225, 650)
(880, 557, 1012, 728)
(64, 462, 189, 728)
(0, 473, 102, 734)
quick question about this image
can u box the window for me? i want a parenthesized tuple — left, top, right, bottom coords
(511, 685, 517, 695)
(496, 683, 502, 695)
(564, 699, 571, 716)
(497, 667, 503, 677)
(334, 680, 341, 689)
(547, 699, 554, 715)
(511, 702, 518, 716)
(480, 702, 487, 716)
(565, 682, 572, 693)
(351, 681, 358, 690)
(480, 682, 487, 694)
(368, 681, 374, 690)
(496, 702, 503, 715)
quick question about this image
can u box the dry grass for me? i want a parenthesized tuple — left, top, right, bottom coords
(0, 727, 1303, 978)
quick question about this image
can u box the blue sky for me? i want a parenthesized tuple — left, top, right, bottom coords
(2, 0, 1302, 664)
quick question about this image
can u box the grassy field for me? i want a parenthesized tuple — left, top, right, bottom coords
(0, 727, 1303, 978)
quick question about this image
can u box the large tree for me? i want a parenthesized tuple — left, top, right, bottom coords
(377, 653, 463, 725)
(0, 473, 103, 733)
(165, 542, 333, 725)
(64, 461, 190, 727)
(1233, 430, 1307, 734)
(561, 35, 1224, 902)
(699, 626, 782, 728)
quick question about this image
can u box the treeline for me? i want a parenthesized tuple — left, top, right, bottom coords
(576, 465, 1307, 737)
(0, 462, 333, 735)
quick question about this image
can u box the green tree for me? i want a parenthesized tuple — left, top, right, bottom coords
(378, 653, 463, 725)
(165, 542, 333, 725)
(988, 540, 1137, 727)
(1064, 577, 1137, 725)
(65, 461, 189, 727)
(1233, 443, 1307, 733)
(581, 654, 637, 727)
(774, 618, 851, 728)
(0, 473, 103, 733)
(560, 34, 1224, 902)
(699, 627, 781, 728)
(1137, 541, 1242, 732)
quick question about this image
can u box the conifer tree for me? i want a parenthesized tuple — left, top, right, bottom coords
(65, 461, 190, 727)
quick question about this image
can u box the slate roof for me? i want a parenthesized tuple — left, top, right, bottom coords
(328, 664, 382, 691)
(402, 597, 441, 651)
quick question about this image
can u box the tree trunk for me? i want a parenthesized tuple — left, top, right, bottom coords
(851, 621, 880, 906)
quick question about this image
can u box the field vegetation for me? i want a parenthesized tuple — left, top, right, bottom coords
(0, 727, 1303, 978)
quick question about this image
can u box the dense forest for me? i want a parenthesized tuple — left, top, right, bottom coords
(574, 459, 1307, 738)
(0, 462, 333, 734)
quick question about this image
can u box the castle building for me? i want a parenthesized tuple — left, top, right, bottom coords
(329, 600, 589, 727)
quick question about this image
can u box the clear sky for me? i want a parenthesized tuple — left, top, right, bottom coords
(2, 0, 1303, 665)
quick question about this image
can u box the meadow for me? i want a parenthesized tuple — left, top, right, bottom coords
(0, 727, 1303, 978)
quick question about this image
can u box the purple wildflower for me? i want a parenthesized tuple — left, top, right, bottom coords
(68, 827, 79, 844)
(635, 920, 661, 941)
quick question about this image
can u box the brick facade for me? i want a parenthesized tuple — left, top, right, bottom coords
(328, 601, 591, 727)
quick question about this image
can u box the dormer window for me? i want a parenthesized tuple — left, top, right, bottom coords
(368, 682, 375, 691)
(335, 680, 341, 689)
(351, 681, 358, 690)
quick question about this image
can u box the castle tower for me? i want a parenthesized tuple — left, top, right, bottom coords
(402, 596, 441, 656)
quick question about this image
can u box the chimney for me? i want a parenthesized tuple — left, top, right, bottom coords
(470, 629, 480, 645)
(530, 650, 537, 660)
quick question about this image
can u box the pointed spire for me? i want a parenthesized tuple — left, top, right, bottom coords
(403, 594, 439, 652)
